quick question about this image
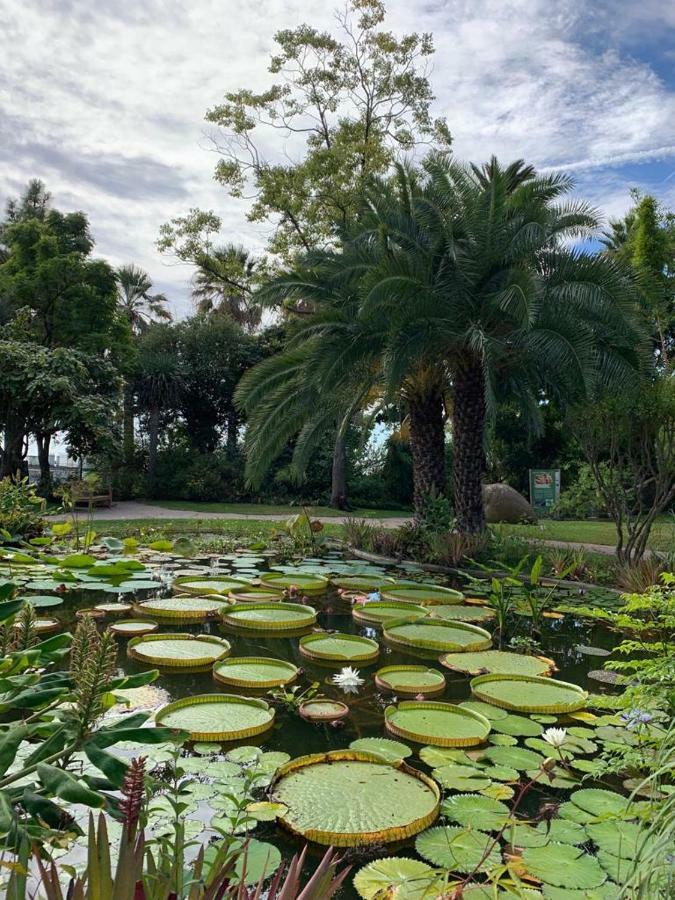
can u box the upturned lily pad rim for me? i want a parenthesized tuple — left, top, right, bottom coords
(213, 656, 298, 688)
(332, 575, 396, 590)
(127, 632, 231, 668)
(352, 601, 428, 625)
(385, 701, 491, 747)
(381, 584, 464, 605)
(173, 575, 249, 595)
(299, 631, 380, 663)
(220, 602, 317, 631)
(471, 673, 588, 713)
(19, 617, 60, 634)
(270, 750, 441, 845)
(259, 572, 330, 593)
(155, 693, 274, 741)
(298, 698, 349, 721)
(109, 618, 159, 636)
(135, 595, 232, 620)
(375, 665, 446, 696)
(439, 650, 557, 677)
(228, 589, 283, 603)
(93, 602, 133, 615)
(383, 618, 492, 652)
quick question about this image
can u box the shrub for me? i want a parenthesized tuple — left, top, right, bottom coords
(550, 462, 608, 519)
(0, 477, 45, 540)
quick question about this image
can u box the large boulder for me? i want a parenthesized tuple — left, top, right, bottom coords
(483, 483, 536, 524)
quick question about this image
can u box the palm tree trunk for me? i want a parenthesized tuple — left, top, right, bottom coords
(452, 358, 486, 533)
(35, 432, 52, 497)
(330, 430, 348, 510)
(2, 413, 27, 480)
(147, 405, 160, 489)
(408, 386, 446, 519)
(227, 413, 238, 454)
(122, 381, 135, 463)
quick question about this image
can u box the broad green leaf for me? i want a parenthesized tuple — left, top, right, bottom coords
(37, 764, 104, 807)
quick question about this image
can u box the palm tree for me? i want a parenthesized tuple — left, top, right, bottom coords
(192, 245, 262, 333)
(115, 265, 172, 463)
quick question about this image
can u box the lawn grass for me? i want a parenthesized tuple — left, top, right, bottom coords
(94, 518, 344, 540)
(498, 517, 673, 550)
(145, 500, 408, 519)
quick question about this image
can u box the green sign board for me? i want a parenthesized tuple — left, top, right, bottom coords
(529, 469, 560, 510)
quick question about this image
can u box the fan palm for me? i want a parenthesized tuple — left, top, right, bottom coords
(115, 264, 172, 333)
(192, 244, 262, 332)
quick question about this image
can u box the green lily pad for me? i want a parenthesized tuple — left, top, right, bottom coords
(506, 818, 587, 848)
(441, 794, 510, 831)
(349, 737, 412, 762)
(416, 825, 502, 872)
(174, 576, 247, 595)
(585, 820, 651, 859)
(459, 700, 508, 721)
(385, 701, 491, 747)
(271, 751, 440, 846)
(299, 632, 379, 662)
(259, 572, 329, 593)
(441, 649, 555, 677)
(128, 633, 230, 667)
(419, 746, 471, 767)
(429, 604, 495, 622)
(213, 657, 298, 688)
(382, 584, 464, 605)
(223, 602, 317, 632)
(471, 674, 588, 713)
(432, 765, 492, 792)
(353, 857, 441, 900)
(492, 714, 543, 737)
(482, 745, 545, 771)
(109, 619, 159, 636)
(333, 575, 394, 591)
(21, 595, 63, 608)
(155, 694, 274, 741)
(570, 788, 631, 819)
(384, 619, 492, 652)
(225, 746, 262, 764)
(522, 843, 606, 889)
(352, 601, 427, 624)
(232, 839, 281, 886)
(374, 665, 445, 695)
(136, 595, 230, 620)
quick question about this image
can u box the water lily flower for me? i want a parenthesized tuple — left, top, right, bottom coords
(621, 709, 652, 730)
(331, 666, 365, 694)
(367, 591, 381, 602)
(542, 727, 568, 749)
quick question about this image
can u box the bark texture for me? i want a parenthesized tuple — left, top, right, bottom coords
(330, 429, 348, 510)
(408, 385, 447, 519)
(452, 359, 486, 533)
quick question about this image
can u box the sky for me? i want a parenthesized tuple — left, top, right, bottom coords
(2, 0, 675, 318)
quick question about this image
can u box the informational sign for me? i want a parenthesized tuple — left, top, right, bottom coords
(529, 469, 561, 510)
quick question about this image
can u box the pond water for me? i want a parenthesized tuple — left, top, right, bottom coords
(20, 547, 629, 896)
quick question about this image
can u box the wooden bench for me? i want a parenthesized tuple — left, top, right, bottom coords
(69, 482, 113, 508)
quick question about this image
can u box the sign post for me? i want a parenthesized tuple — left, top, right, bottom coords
(529, 469, 560, 512)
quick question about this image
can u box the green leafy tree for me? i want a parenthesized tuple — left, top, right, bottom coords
(191, 243, 263, 332)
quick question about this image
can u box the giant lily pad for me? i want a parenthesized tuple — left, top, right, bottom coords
(429, 604, 495, 623)
(383, 619, 492, 653)
(213, 657, 298, 688)
(299, 632, 379, 663)
(353, 858, 441, 900)
(109, 618, 159, 636)
(471, 674, 588, 713)
(333, 575, 394, 591)
(21, 595, 63, 609)
(221, 602, 317, 631)
(270, 750, 440, 846)
(128, 633, 230, 668)
(415, 825, 502, 872)
(135, 595, 231, 620)
(440, 650, 555, 677)
(155, 694, 274, 741)
(174, 576, 248, 595)
(522, 843, 606, 889)
(259, 572, 329, 593)
(352, 601, 427, 625)
(228, 588, 282, 603)
(384, 701, 490, 747)
(375, 665, 446, 696)
(381, 584, 464, 605)
(441, 793, 510, 831)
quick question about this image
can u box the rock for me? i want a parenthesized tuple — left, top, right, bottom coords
(483, 483, 536, 524)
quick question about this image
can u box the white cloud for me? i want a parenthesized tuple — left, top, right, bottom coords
(1, 0, 674, 316)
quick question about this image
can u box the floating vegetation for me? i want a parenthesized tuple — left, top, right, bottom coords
(440, 649, 556, 677)
(383, 618, 492, 652)
(108, 618, 159, 636)
(213, 656, 298, 688)
(259, 572, 329, 593)
(220, 602, 317, 631)
(298, 699, 349, 721)
(299, 632, 379, 663)
(174, 575, 248, 594)
(127, 633, 231, 668)
(384, 701, 491, 747)
(135, 594, 231, 620)
(381, 583, 464, 605)
(155, 694, 275, 741)
(374, 665, 446, 696)
(352, 600, 427, 624)
(471, 673, 588, 713)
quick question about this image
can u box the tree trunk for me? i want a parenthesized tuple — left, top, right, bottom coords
(330, 430, 349, 510)
(122, 381, 135, 463)
(408, 385, 447, 520)
(452, 359, 486, 534)
(227, 412, 238, 454)
(1, 413, 27, 480)
(35, 432, 52, 497)
(147, 405, 160, 490)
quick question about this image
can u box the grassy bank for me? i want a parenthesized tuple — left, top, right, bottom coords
(143, 500, 407, 519)
(498, 517, 673, 550)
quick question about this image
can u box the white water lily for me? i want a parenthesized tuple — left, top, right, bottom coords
(542, 727, 567, 749)
(331, 666, 365, 694)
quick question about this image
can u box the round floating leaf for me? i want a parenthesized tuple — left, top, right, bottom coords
(441, 794, 510, 831)
(299, 699, 348, 721)
(433, 765, 493, 792)
(353, 858, 439, 900)
(174, 576, 247, 595)
(385, 701, 490, 747)
(383, 619, 492, 652)
(128, 633, 230, 668)
(155, 694, 274, 741)
(225, 746, 261, 764)
(333, 575, 394, 591)
(222, 602, 317, 632)
(575, 645, 611, 657)
(349, 737, 412, 762)
(232, 839, 281, 886)
(299, 632, 379, 663)
(481, 783, 514, 801)
(440, 649, 555, 677)
(192, 742, 219, 755)
(482, 745, 545, 771)
(416, 825, 502, 872)
(507, 818, 587, 848)
(585, 820, 650, 859)
(109, 619, 159, 636)
(228, 589, 281, 603)
(136, 595, 230, 620)
(271, 750, 440, 846)
(94, 602, 132, 615)
(459, 700, 508, 721)
(352, 601, 427, 624)
(596, 849, 632, 883)
(213, 657, 298, 688)
(471, 674, 588, 713)
(21, 595, 63, 608)
(492, 714, 543, 737)
(522, 843, 606, 889)
(570, 788, 630, 819)
(489, 734, 518, 746)
(382, 584, 464, 605)
(419, 746, 470, 768)
(429, 604, 495, 622)
(259, 572, 329, 593)
(375, 665, 445, 695)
